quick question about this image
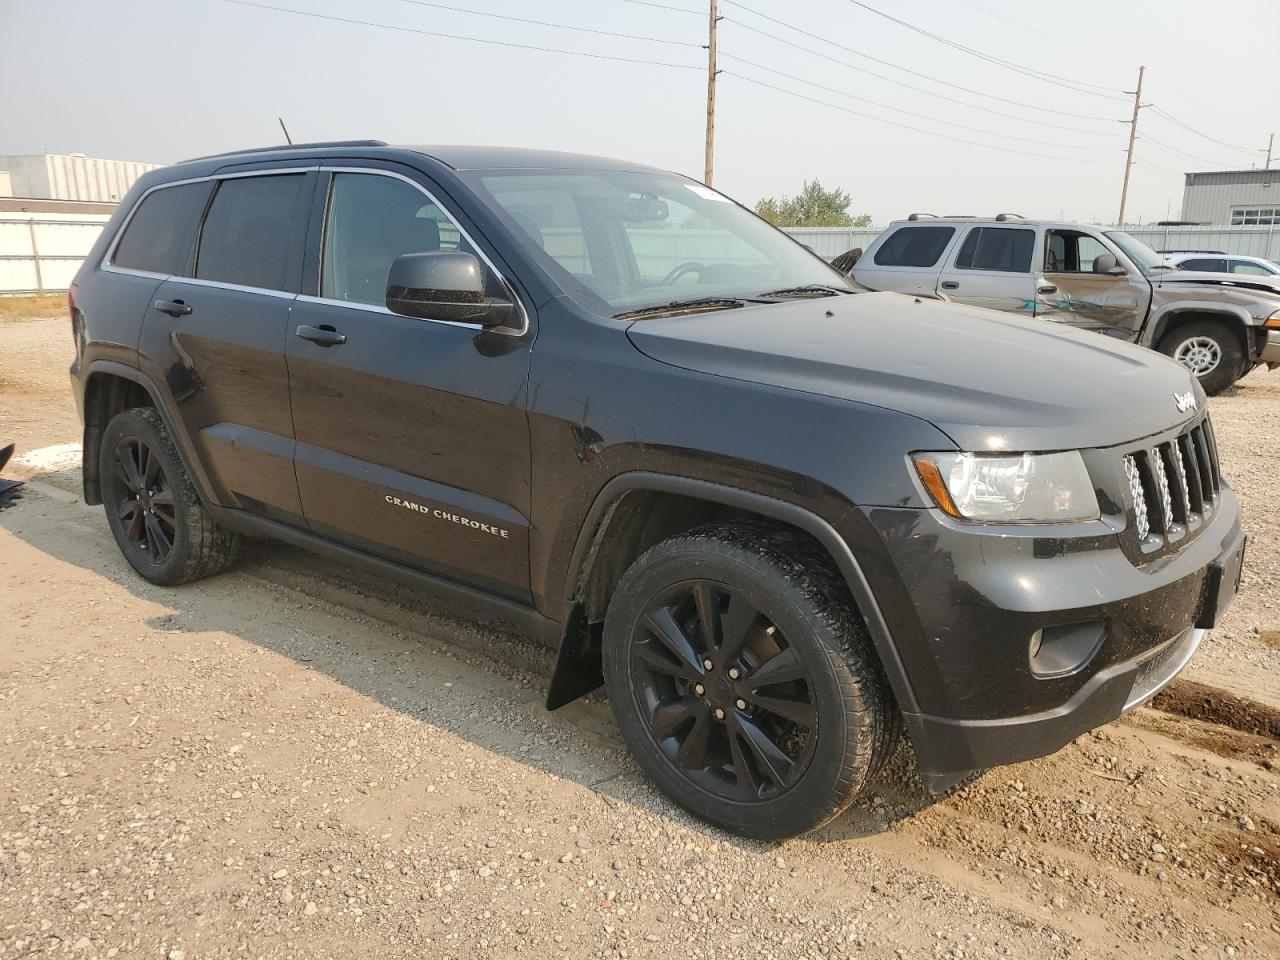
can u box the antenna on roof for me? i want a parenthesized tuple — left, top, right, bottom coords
(278, 118, 293, 145)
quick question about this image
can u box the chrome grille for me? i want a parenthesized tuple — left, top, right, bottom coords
(1150, 447, 1174, 531)
(1124, 417, 1221, 550)
(1122, 454, 1150, 541)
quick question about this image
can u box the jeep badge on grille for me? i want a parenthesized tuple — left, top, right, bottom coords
(1173, 391, 1197, 413)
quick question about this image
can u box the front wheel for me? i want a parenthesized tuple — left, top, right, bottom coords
(1159, 320, 1244, 395)
(602, 523, 898, 840)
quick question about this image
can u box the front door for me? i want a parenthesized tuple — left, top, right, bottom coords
(935, 224, 1038, 313)
(139, 170, 312, 526)
(286, 168, 534, 602)
(1037, 229, 1152, 339)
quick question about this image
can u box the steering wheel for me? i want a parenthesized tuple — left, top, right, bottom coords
(661, 261, 706, 285)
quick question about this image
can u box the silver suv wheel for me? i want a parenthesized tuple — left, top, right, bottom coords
(1172, 336, 1222, 376)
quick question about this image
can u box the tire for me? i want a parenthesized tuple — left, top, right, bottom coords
(1158, 320, 1244, 396)
(602, 521, 898, 840)
(99, 407, 239, 586)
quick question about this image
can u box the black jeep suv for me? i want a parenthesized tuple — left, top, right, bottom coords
(69, 142, 1244, 839)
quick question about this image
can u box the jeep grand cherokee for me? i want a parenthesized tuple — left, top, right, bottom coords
(68, 142, 1244, 839)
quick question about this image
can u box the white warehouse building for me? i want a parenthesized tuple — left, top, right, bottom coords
(1180, 168, 1280, 226)
(0, 153, 159, 204)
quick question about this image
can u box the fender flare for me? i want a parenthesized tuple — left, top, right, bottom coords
(547, 471, 921, 717)
(81, 360, 216, 506)
(1144, 303, 1253, 358)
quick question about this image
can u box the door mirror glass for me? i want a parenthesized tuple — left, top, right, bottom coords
(386, 251, 516, 328)
(1091, 253, 1124, 276)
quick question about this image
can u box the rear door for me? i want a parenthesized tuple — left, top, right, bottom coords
(139, 169, 312, 525)
(286, 166, 534, 602)
(1037, 228, 1152, 339)
(935, 224, 1038, 312)
(852, 223, 959, 295)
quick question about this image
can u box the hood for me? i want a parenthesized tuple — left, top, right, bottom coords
(1156, 270, 1280, 298)
(626, 292, 1202, 452)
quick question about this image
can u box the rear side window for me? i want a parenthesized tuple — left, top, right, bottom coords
(1230, 261, 1272, 276)
(196, 174, 307, 292)
(872, 226, 955, 268)
(955, 227, 1035, 272)
(1181, 257, 1228, 273)
(111, 182, 212, 276)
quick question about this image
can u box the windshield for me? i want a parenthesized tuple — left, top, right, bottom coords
(463, 169, 853, 317)
(1103, 231, 1177, 275)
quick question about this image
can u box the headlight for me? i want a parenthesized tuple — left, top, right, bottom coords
(912, 451, 1099, 523)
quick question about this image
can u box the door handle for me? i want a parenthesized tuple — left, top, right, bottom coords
(940, 281, 959, 290)
(1037, 284, 1058, 295)
(154, 298, 192, 317)
(295, 324, 347, 347)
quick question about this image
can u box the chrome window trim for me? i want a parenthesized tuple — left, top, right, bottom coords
(316, 165, 530, 337)
(100, 167, 318, 287)
(294, 293, 483, 331)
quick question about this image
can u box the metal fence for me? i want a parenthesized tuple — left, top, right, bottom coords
(3, 215, 1279, 295)
(0, 213, 111, 294)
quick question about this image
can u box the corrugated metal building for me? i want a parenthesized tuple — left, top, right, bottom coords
(0, 153, 158, 203)
(1180, 169, 1280, 225)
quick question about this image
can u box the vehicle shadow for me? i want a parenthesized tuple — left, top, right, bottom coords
(3, 469, 953, 849)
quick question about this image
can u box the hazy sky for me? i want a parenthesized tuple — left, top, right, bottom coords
(3, 0, 1275, 224)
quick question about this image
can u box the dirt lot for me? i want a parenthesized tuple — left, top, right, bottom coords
(2, 311, 1278, 959)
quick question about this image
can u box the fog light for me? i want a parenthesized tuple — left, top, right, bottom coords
(1029, 621, 1105, 679)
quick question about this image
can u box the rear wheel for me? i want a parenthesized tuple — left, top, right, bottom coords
(99, 407, 239, 586)
(1159, 319, 1244, 395)
(602, 522, 898, 839)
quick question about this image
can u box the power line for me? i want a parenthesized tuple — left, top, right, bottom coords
(718, 51, 1120, 152)
(840, 0, 1128, 100)
(221, 0, 703, 70)
(720, 7, 1121, 133)
(624, 0, 704, 14)
(397, 0, 703, 48)
(1141, 132, 1235, 171)
(723, 69, 1113, 164)
(948, 0, 1130, 69)
(1149, 106, 1262, 158)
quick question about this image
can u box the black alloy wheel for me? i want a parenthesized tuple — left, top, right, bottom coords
(631, 579, 818, 803)
(110, 435, 177, 565)
(603, 522, 898, 839)
(99, 407, 239, 586)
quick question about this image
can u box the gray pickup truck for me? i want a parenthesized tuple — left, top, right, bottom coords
(850, 215, 1280, 394)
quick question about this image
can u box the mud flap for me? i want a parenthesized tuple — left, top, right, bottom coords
(0, 443, 23, 510)
(545, 603, 604, 709)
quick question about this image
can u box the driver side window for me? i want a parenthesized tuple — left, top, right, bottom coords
(321, 172, 483, 307)
(1045, 230, 1110, 274)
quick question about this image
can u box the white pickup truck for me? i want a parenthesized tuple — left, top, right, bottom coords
(848, 215, 1280, 394)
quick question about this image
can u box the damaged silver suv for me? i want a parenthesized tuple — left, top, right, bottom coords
(850, 215, 1280, 394)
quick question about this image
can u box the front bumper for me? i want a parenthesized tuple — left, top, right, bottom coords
(1259, 329, 1280, 366)
(863, 483, 1242, 787)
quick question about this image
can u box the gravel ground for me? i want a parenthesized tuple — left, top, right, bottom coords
(1, 315, 1278, 958)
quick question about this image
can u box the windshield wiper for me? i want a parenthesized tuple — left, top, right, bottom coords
(757, 284, 851, 298)
(612, 297, 749, 321)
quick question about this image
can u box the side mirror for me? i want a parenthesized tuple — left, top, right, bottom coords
(1092, 253, 1126, 276)
(386, 251, 517, 329)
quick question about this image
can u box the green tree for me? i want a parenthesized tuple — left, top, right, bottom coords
(754, 179, 872, 228)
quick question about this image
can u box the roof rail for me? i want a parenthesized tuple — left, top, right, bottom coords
(906, 212, 938, 221)
(994, 212, 1025, 221)
(180, 140, 389, 164)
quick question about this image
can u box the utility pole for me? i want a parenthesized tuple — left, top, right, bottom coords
(1266, 133, 1274, 169)
(1117, 65, 1145, 226)
(704, 0, 719, 186)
